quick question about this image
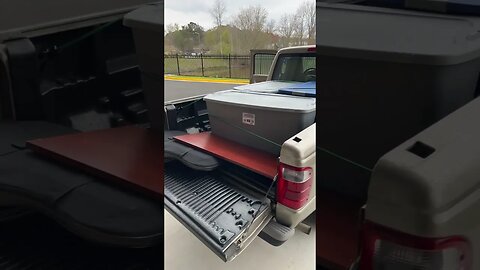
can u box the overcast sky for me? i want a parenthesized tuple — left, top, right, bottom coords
(165, 0, 312, 30)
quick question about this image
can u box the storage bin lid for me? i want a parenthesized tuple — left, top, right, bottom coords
(369, 0, 480, 16)
(317, 3, 480, 65)
(445, 0, 480, 15)
(123, 2, 163, 32)
(233, 81, 299, 93)
(278, 81, 316, 97)
(204, 90, 316, 113)
(0, 0, 155, 41)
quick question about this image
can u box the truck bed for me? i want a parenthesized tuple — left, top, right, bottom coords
(0, 214, 161, 269)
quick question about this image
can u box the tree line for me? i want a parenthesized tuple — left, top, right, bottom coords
(164, 0, 315, 55)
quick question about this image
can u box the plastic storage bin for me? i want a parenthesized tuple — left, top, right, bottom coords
(233, 81, 300, 93)
(317, 3, 480, 200)
(123, 3, 164, 132)
(204, 90, 316, 155)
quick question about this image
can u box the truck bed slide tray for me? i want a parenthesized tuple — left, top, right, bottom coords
(174, 132, 278, 179)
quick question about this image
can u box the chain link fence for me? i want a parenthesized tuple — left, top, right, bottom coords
(164, 54, 276, 79)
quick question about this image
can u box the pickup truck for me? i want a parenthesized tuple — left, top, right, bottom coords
(163, 45, 317, 262)
(316, 1, 480, 270)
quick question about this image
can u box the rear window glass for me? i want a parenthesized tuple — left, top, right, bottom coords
(271, 53, 316, 82)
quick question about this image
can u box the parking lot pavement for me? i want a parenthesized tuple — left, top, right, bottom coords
(165, 80, 243, 101)
(164, 210, 316, 270)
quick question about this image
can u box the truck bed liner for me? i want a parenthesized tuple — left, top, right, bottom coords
(0, 214, 161, 270)
(164, 161, 273, 261)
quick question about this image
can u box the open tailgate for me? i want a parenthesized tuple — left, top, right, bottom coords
(164, 162, 274, 262)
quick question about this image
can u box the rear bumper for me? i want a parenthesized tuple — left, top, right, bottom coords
(258, 218, 295, 246)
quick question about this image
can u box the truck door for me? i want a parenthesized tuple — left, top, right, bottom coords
(249, 49, 277, 83)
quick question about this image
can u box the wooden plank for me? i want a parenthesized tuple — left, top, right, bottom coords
(174, 132, 278, 179)
(27, 126, 162, 199)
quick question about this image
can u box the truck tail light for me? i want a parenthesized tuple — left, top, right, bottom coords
(276, 163, 313, 210)
(359, 221, 472, 270)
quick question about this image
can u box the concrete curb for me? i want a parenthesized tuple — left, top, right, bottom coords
(164, 75, 249, 84)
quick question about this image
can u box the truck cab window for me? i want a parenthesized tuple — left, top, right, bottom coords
(272, 53, 316, 82)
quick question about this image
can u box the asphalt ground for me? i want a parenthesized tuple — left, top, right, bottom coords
(165, 211, 316, 270)
(165, 80, 244, 101)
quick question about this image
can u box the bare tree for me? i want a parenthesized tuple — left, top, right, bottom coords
(232, 5, 267, 32)
(266, 19, 276, 34)
(210, 0, 227, 54)
(300, 1, 316, 44)
(210, 0, 226, 28)
(277, 14, 295, 47)
(290, 1, 316, 45)
(166, 23, 180, 34)
(231, 5, 269, 53)
(293, 7, 306, 45)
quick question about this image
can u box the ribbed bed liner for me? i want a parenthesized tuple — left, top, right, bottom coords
(164, 162, 273, 261)
(0, 214, 161, 270)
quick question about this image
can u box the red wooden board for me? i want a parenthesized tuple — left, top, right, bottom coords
(317, 190, 363, 269)
(27, 126, 162, 199)
(174, 132, 278, 179)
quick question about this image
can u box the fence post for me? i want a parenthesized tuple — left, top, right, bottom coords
(176, 54, 180, 75)
(228, 54, 232, 78)
(259, 56, 262, 74)
(201, 54, 204, 77)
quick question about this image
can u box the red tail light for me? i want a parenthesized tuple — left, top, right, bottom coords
(359, 221, 472, 270)
(276, 163, 313, 210)
(307, 47, 316, 52)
